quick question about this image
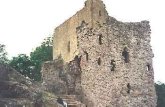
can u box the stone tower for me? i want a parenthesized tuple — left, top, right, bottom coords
(46, 0, 157, 106)
(53, 0, 109, 62)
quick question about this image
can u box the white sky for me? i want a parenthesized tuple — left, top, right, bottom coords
(0, 0, 164, 83)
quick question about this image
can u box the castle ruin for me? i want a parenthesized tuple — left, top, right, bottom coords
(42, 0, 157, 106)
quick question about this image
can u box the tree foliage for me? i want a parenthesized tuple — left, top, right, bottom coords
(0, 44, 8, 64)
(9, 54, 34, 78)
(155, 82, 165, 107)
(30, 37, 53, 81)
(9, 37, 53, 81)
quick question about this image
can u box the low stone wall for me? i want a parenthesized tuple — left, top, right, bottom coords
(41, 56, 82, 96)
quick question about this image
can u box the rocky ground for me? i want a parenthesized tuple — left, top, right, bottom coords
(0, 63, 86, 107)
(0, 63, 60, 107)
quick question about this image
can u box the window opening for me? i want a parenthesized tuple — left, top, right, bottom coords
(98, 34, 103, 45)
(84, 51, 89, 61)
(127, 83, 131, 94)
(122, 47, 129, 63)
(67, 41, 70, 52)
(98, 57, 101, 65)
(99, 10, 101, 16)
(147, 64, 151, 71)
(110, 60, 115, 71)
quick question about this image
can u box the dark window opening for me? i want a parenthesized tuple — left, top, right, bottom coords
(147, 64, 151, 71)
(98, 57, 101, 65)
(85, 2, 87, 6)
(127, 83, 131, 94)
(110, 60, 115, 71)
(75, 55, 82, 68)
(81, 20, 86, 26)
(84, 51, 89, 61)
(98, 34, 103, 45)
(99, 10, 101, 16)
(122, 47, 129, 63)
(67, 41, 70, 52)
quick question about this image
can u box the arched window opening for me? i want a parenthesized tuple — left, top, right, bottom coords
(98, 57, 101, 65)
(122, 47, 129, 63)
(110, 60, 115, 71)
(98, 34, 103, 45)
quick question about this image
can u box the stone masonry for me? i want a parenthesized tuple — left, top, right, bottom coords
(42, 0, 157, 107)
(76, 17, 156, 107)
(53, 0, 108, 62)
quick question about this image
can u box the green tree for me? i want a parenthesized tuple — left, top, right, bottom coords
(8, 37, 53, 81)
(0, 44, 8, 64)
(30, 37, 53, 81)
(9, 54, 34, 78)
(155, 82, 165, 107)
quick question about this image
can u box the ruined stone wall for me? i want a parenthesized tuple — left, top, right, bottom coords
(51, 0, 157, 106)
(77, 17, 156, 107)
(53, 0, 108, 62)
(41, 57, 82, 96)
(41, 59, 68, 95)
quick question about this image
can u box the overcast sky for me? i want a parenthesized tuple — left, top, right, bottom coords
(0, 0, 164, 83)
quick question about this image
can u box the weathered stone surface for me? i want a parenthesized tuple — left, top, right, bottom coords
(0, 63, 32, 84)
(53, 0, 108, 62)
(76, 18, 156, 106)
(51, 0, 157, 107)
(0, 64, 35, 99)
(0, 98, 33, 107)
(41, 58, 68, 95)
(41, 56, 82, 96)
(41, 57, 85, 106)
(0, 64, 60, 107)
